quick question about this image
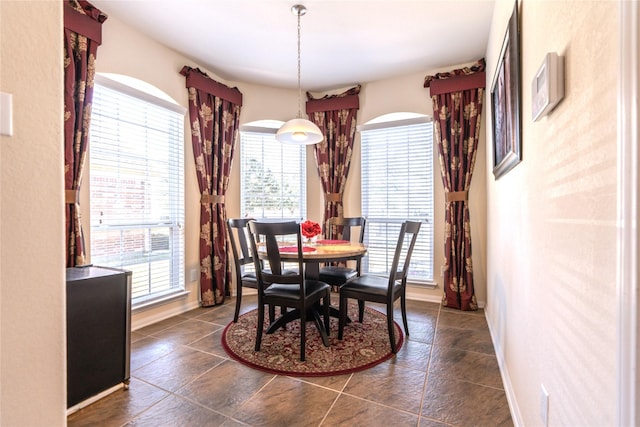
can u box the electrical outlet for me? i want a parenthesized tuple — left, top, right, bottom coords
(190, 268, 199, 282)
(0, 92, 13, 136)
(540, 384, 549, 426)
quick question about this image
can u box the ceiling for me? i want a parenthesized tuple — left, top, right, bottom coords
(90, 0, 495, 92)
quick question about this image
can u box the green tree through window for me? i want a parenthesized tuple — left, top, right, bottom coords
(240, 123, 306, 220)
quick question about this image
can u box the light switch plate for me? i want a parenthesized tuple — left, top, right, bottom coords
(0, 92, 13, 136)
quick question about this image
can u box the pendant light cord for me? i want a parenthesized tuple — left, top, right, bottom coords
(276, 5, 322, 145)
(296, 9, 302, 119)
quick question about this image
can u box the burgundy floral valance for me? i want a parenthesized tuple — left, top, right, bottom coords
(64, 0, 107, 44)
(306, 85, 360, 113)
(424, 59, 486, 95)
(179, 66, 243, 106)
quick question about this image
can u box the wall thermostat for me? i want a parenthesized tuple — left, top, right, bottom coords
(532, 52, 564, 121)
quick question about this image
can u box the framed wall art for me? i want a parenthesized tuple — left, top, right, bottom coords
(491, 2, 521, 179)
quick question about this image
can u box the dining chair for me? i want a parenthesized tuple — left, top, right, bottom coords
(338, 220, 421, 353)
(228, 218, 299, 323)
(318, 216, 366, 288)
(227, 218, 260, 323)
(247, 220, 332, 361)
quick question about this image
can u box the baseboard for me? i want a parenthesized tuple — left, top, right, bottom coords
(485, 310, 524, 427)
(406, 285, 485, 308)
(132, 299, 201, 331)
(66, 383, 125, 416)
(406, 287, 442, 304)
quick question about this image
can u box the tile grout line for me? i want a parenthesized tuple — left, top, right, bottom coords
(337, 389, 428, 417)
(316, 373, 353, 426)
(417, 302, 441, 422)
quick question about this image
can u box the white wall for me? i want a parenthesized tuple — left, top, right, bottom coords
(0, 1, 67, 425)
(485, 1, 618, 425)
(94, 13, 490, 330)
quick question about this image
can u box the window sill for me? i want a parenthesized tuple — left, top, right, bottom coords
(407, 280, 438, 289)
(132, 290, 190, 312)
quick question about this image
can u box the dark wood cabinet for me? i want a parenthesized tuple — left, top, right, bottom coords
(66, 266, 132, 409)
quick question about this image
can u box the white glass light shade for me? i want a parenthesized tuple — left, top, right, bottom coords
(275, 118, 324, 145)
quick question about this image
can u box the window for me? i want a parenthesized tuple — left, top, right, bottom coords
(240, 121, 306, 220)
(89, 74, 186, 305)
(360, 114, 434, 282)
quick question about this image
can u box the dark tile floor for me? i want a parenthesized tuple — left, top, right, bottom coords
(67, 295, 513, 427)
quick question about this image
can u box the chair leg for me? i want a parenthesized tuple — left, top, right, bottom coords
(280, 306, 288, 329)
(299, 307, 306, 361)
(387, 301, 397, 353)
(268, 305, 275, 324)
(400, 291, 409, 336)
(323, 291, 331, 337)
(255, 304, 264, 352)
(233, 283, 243, 323)
(358, 299, 365, 323)
(312, 305, 330, 347)
(338, 295, 347, 340)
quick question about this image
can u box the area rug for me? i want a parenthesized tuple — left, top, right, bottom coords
(221, 303, 403, 377)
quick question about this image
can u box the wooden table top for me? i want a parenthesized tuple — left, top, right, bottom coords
(259, 242, 367, 262)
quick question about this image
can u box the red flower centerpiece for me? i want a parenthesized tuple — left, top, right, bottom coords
(300, 220, 322, 242)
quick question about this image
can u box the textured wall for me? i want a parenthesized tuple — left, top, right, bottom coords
(0, 1, 66, 424)
(485, 0, 618, 425)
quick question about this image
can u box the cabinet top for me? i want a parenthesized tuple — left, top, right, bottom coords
(66, 265, 131, 282)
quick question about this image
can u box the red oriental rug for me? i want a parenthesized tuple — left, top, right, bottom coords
(221, 303, 403, 377)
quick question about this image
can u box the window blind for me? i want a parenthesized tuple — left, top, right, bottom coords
(240, 126, 306, 221)
(360, 117, 434, 282)
(89, 75, 186, 303)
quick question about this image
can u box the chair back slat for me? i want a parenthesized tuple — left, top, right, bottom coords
(263, 234, 284, 274)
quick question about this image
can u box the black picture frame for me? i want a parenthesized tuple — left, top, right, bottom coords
(491, 2, 521, 179)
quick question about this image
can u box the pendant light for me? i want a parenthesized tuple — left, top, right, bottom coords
(276, 4, 323, 145)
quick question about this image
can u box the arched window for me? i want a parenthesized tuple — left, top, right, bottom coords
(89, 73, 186, 305)
(360, 113, 434, 282)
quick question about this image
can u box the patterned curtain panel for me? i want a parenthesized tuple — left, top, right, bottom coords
(63, 0, 107, 267)
(424, 59, 485, 311)
(180, 66, 243, 307)
(306, 85, 360, 235)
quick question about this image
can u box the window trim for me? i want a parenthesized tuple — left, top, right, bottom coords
(94, 74, 186, 116)
(358, 116, 432, 132)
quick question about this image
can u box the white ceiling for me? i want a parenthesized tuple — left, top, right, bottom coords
(91, 0, 495, 91)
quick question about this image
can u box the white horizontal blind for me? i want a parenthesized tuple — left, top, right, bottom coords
(240, 127, 306, 221)
(89, 76, 185, 303)
(360, 117, 434, 281)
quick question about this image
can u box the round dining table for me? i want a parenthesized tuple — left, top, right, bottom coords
(256, 240, 367, 338)
(274, 241, 367, 280)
